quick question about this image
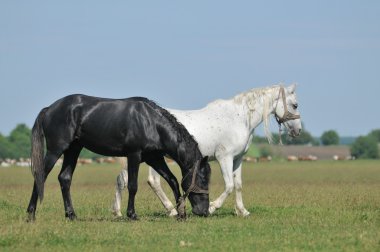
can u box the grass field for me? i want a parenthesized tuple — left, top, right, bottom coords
(1, 160, 379, 251)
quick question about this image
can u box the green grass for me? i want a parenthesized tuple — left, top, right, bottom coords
(1, 160, 380, 251)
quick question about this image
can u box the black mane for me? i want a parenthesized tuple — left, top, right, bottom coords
(141, 98, 200, 153)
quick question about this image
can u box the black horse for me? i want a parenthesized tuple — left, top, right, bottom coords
(27, 94, 210, 221)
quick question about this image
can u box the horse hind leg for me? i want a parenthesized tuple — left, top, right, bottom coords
(26, 182, 39, 222)
(147, 167, 178, 217)
(27, 151, 61, 222)
(58, 144, 82, 220)
(233, 160, 250, 217)
(112, 167, 128, 217)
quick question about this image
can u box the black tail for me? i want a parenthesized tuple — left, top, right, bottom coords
(30, 107, 48, 202)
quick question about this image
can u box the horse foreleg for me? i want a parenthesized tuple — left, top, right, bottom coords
(233, 160, 250, 217)
(145, 157, 182, 218)
(209, 156, 234, 214)
(112, 168, 128, 217)
(126, 152, 141, 220)
(147, 167, 178, 216)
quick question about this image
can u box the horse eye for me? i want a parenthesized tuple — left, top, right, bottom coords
(293, 103, 298, 109)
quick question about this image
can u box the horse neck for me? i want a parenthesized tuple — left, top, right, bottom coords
(166, 138, 201, 176)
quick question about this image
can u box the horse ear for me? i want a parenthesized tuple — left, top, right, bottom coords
(287, 83, 297, 94)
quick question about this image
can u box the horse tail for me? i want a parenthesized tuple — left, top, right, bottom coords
(31, 107, 48, 202)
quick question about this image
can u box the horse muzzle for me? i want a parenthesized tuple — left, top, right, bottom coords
(192, 206, 209, 217)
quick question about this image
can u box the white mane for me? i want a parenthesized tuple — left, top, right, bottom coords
(233, 85, 281, 143)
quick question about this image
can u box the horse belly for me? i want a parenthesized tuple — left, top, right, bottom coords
(79, 120, 160, 156)
(79, 132, 127, 156)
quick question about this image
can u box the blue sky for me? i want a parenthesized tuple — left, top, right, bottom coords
(1, 1, 379, 137)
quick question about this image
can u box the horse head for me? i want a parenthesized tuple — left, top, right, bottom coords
(274, 84, 302, 138)
(181, 156, 210, 217)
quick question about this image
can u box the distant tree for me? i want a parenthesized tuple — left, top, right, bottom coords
(350, 136, 379, 159)
(274, 129, 316, 145)
(0, 134, 15, 159)
(321, 130, 340, 146)
(259, 145, 272, 157)
(8, 124, 31, 158)
(368, 129, 380, 142)
(312, 137, 321, 146)
(9, 124, 31, 140)
(252, 135, 268, 144)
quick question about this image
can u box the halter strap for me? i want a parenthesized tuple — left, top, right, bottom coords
(176, 160, 209, 217)
(274, 86, 301, 145)
(181, 160, 209, 199)
(274, 87, 300, 124)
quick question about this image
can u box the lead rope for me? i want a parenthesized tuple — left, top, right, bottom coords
(274, 86, 301, 145)
(177, 160, 209, 220)
(176, 197, 187, 219)
(278, 123, 283, 145)
(275, 86, 284, 145)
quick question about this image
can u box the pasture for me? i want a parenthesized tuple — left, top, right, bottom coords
(1, 160, 379, 251)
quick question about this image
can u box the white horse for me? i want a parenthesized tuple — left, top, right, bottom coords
(112, 84, 302, 217)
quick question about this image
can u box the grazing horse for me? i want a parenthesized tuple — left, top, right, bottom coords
(27, 95, 211, 221)
(112, 84, 302, 217)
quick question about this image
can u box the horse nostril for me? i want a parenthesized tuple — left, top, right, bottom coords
(298, 129, 302, 134)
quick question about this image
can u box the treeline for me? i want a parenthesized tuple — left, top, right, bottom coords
(0, 124, 31, 159)
(1, 124, 379, 160)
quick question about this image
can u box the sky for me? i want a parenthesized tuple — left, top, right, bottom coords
(0, 1, 379, 137)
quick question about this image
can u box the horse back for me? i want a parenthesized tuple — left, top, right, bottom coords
(42, 94, 165, 156)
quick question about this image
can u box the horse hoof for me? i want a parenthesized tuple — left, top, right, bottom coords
(65, 212, 77, 220)
(26, 212, 36, 223)
(208, 202, 217, 214)
(243, 211, 250, 217)
(177, 214, 187, 221)
(168, 208, 178, 217)
(112, 210, 123, 217)
(127, 213, 139, 220)
(235, 207, 250, 217)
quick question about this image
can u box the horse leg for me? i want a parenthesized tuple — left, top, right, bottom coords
(26, 182, 39, 222)
(145, 158, 180, 217)
(113, 162, 178, 217)
(27, 151, 61, 222)
(209, 155, 234, 214)
(58, 143, 82, 220)
(112, 167, 128, 217)
(233, 159, 250, 217)
(126, 152, 141, 220)
(147, 167, 178, 216)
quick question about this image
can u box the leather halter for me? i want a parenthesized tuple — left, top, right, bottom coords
(181, 160, 209, 199)
(274, 86, 301, 144)
(274, 86, 300, 124)
(176, 160, 209, 218)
